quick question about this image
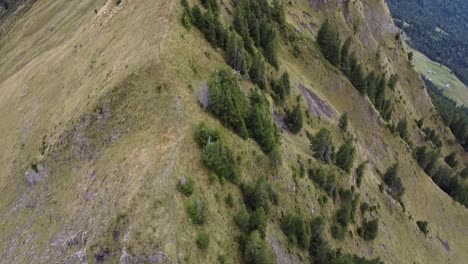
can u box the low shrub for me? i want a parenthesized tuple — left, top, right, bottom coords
(416, 220, 429, 236)
(177, 177, 194, 197)
(187, 197, 208, 225)
(358, 219, 379, 241)
(280, 212, 311, 249)
(196, 232, 210, 250)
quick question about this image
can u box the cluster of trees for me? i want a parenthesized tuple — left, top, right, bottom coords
(195, 122, 241, 183)
(331, 189, 360, 240)
(425, 78, 468, 150)
(280, 212, 311, 249)
(309, 128, 356, 172)
(317, 21, 394, 121)
(414, 145, 468, 207)
(388, 0, 468, 85)
(309, 217, 384, 264)
(234, 177, 279, 264)
(183, 0, 286, 90)
(208, 70, 279, 154)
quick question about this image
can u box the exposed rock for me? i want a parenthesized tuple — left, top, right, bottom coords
(268, 237, 301, 264)
(65, 248, 88, 264)
(196, 81, 210, 110)
(300, 84, 337, 121)
(24, 163, 48, 186)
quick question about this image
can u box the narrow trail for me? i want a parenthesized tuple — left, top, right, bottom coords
(162, 93, 184, 264)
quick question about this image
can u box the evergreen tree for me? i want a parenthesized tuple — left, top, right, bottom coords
(208, 70, 249, 138)
(340, 37, 352, 75)
(271, 0, 286, 27)
(244, 231, 272, 264)
(317, 19, 341, 67)
(260, 19, 278, 68)
(286, 104, 303, 134)
(247, 93, 278, 153)
(249, 53, 266, 89)
(339, 112, 349, 131)
(226, 31, 248, 74)
(351, 63, 366, 94)
(335, 141, 356, 173)
(397, 118, 409, 142)
(311, 128, 334, 164)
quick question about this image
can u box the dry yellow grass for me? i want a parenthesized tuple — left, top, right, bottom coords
(0, 0, 466, 263)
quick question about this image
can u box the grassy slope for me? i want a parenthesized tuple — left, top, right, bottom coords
(0, 0, 466, 263)
(408, 47, 468, 106)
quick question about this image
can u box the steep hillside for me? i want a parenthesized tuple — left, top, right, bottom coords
(0, 0, 466, 264)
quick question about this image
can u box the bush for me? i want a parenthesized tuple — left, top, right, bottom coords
(280, 213, 311, 249)
(242, 177, 278, 213)
(310, 128, 335, 164)
(271, 72, 291, 103)
(358, 219, 379, 241)
(460, 167, 468, 180)
(202, 141, 240, 183)
(445, 152, 458, 168)
(335, 141, 356, 173)
(177, 177, 194, 197)
(339, 112, 348, 131)
(250, 208, 267, 238)
(397, 118, 409, 142)
(309, 167, 336, 196)
(234, 207, 251, 232)
(416, 221, 429, 236)
(356, 162, 367, 187)
(194, 122, 221, 147)
(196, 232, 210, 250)
(286, 104, 303, 134)
(244, 231, 273, 264)
(383, 163, 405, 199)
(225, 193, 234, 208)
(330, 224, 346, 240)
(187, 197, 208, 225)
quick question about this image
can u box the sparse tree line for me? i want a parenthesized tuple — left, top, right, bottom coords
(182, 0, 286, 89)
(317, 20, 396, 121)
(404, 78, 468, 207)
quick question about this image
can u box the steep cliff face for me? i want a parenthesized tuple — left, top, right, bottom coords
(0, 0, 466, 263)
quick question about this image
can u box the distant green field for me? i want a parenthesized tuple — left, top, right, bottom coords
(408, 47, 468, 106)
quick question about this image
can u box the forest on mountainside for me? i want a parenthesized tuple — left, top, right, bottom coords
(387, 0, 468, 85)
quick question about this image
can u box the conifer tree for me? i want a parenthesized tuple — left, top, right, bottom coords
(339, 112, 349, 131)
(335, 141, 356, 173)
(286, 104, 303, 134)
(317, 19, 341, 67)
(249, 53, 266, 89)
(340, 37, 352, 75)
(226, 31, 248, 74)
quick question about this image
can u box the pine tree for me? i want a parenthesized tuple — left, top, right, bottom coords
(339, 112, 349, 131)
(351, 63, 366, 94)
(247, 92, 278, 153)
(335, 141, 356, 173)
(311, 128, 334, 164)
(226, 31, 248, 74)
(317, 19, 341, 67)
(340, 37, 352, 75)
(249, 53, 266, 89)
(286, 104, 303, 134)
